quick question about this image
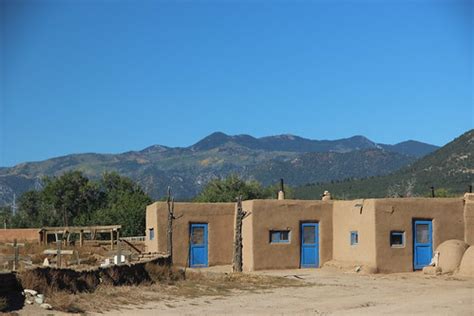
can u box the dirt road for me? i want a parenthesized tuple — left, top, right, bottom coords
(98, 267, 474, 315)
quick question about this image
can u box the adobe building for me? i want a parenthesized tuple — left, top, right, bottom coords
(145, 194, 473, 273)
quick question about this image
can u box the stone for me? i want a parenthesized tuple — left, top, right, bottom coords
(40, 303, 52, 310)
(24, 289, 38, 296)
(100, 258, 111, 268)
(35, 294, 44, 304)
(114, 254, 126, 265)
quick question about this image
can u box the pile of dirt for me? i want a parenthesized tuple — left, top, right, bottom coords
(19, 256, 174, 295)
(20, 267, 100, 294)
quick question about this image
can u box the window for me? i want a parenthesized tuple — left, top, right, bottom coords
(350, 231, 358, 245)
(270, 230, 290, 243)
(191, 227, 205, 245)
(416, 224, 430, 243)
(149, 228, 155, 241)
(390, 231, 405, 247)
(303, 226, 316, 244)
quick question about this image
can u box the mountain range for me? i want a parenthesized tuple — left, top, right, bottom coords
(0, 132, 440, 205)
(294, 129, 474, 199)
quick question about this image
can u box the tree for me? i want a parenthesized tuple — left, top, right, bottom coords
(42, 171, 102, 227)
(14, 191, 46, 227)
(0, 206, 11, 229)
(429, 188, 455, 198)
(10, 171, 151, 236)
(232, 196, 247, 272)
(194, 174, 267, 202)
(166, 187, 175, 263)
(84, 172, 152, 236)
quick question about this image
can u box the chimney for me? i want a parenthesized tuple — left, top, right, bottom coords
(278, 178, 285, 200)
(322, 190, 331, 201)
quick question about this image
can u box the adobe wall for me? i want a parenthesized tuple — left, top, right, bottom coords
(463, 193, 474, 245)
(332, 200, 377, 268)
(146, 202, 235, 267)
(0, 229, 41, 243)
(374, 198, 464, 273)
(244, 199, 333, 271)
(145, 202, 160, 253)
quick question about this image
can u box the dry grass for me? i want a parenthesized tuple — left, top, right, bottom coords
(163, 271, 304, 298)
(45, 270, 305, 313)
(48, 285, 151, 313)
(145, 262, 184, 283)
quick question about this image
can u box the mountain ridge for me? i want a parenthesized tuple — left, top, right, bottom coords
(187, 132, 435, 155)
(294, 129, 474, 199)
(0, 132, 440, 205)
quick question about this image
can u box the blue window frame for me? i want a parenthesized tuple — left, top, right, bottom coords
(149, 228, 155, 240)
(390, 231, 405, 247)
(350, 231, 358, 245)
(270, 230, 290, 243)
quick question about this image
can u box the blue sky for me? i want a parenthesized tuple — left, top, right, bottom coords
(0, 0, 472, 167)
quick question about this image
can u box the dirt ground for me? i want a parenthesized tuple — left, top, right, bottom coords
(103, 267, 473, 316)
(15, 266, 474, 315)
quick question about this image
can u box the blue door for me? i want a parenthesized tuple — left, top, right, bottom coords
(413, 220, 433, 270)
(300, 223, 319, 268)
(189, 223, 208, 267)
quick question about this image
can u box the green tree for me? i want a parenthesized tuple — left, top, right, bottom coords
(194, 174, 267, 202)
(430, 188, 456, 198)
(14, 190, 47, 227)
(0, 206, 11, 229)
(11, 171, 151, 236)
(89, 172, 152, 236)
(41, 171, 102, 227)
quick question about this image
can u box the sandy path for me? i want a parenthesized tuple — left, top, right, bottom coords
(97, 268, 474, 315)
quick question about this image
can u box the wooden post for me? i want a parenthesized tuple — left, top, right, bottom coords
(13, 239, 18, 272)
(167, 186, 175, 264)
(79, 230, 84, 247)
(6, 239, 24, 272)
(233, 196, 246, 273)
(110, 230, 114, 250)
(116, 238, 122, 265)
(75, 250, 80, 265)
(64, 231, 69, 247)
(56, 241, 62, 268)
